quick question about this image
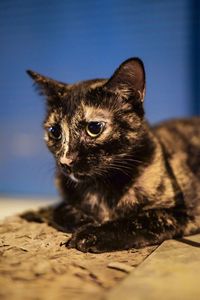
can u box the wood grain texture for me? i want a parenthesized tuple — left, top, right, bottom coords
(106, 235, 200, 300)
(0, 213, 156, 300)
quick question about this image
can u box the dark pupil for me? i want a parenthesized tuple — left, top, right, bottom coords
(88, 122, 102, 135)
(49, 125, 61, 139)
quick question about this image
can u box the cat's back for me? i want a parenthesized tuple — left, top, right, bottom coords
(153, 117, 200, 177)
(153, 117, 200, 147)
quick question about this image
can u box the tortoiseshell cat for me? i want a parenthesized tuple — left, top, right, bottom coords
(26, 58, 200, 253)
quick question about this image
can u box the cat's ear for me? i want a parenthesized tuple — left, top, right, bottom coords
(104, 58, 145, 102)
(26, 70, 67, 103)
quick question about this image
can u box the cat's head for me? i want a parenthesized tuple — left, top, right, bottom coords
(27, 58, 148, 183)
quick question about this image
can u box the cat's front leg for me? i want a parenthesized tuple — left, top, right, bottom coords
(21, 202, 98, 233)
(52, 202, 98, 232)
(66, 208, 190, 253)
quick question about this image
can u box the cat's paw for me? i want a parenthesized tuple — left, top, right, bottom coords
(65, 224, 109, 253)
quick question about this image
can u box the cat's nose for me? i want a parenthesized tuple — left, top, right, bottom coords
(59, 156, 75, 174)
(60, 156, 74, 166)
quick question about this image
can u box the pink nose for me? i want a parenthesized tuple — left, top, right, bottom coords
(60, 157, 74, 166)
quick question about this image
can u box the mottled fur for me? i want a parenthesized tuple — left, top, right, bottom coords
(26, 58, 200, 252)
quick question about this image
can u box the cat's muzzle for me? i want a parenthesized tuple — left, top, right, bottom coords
(59, 162, 86, 182)
(60, 163, 72, 175)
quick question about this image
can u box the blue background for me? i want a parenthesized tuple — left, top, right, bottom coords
(0, 0, 199, 196)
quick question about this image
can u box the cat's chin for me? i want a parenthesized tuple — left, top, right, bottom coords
(69, 173, 80, 183)
(59, 167, 87, 183)
(67, 172, 90, 183)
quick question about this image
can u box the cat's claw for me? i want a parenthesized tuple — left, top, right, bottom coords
(65, 224, 107, 253)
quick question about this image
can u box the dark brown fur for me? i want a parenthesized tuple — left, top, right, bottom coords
(25, 58, 200, 253)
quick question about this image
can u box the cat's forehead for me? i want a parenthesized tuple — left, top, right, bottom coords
(46, 103, 112, 124)
(54, 79, 108, 114)
(46, 79, 112, 123)
(82, 104, 112, 121)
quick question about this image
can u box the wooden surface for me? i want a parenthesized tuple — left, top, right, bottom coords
(0, 197, 199, 300)
(0, 198, 155, 300)
(107, 235, 200, 300)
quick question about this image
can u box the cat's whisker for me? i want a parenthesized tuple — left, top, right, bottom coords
(94, 168, 112, 185)
(111, 164, 133, 173)
(113, 156, 149, 167)
(111, 160, 141, 169)
(106, 164, 133, 178)
(114, 155, 145, 163)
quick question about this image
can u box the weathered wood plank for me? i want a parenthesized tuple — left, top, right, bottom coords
(106, 235, 200, 300)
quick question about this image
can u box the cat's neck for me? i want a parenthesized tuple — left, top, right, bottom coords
(59, 124, 173, 204)
(78, 126, 158, 205)
(133, 130, 178, 210)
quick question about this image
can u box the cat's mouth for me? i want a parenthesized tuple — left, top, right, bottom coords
(69, 172, 91, 183)
(59, 164, 88, 183)
(69, 173, 80, 183)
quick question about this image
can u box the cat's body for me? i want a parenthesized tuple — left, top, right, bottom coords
(57, 117, 200, 220)
(27, 58, 200, 252)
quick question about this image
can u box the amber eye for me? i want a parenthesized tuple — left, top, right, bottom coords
(48, 124, 62, 140)
(86, 121, 105, 137)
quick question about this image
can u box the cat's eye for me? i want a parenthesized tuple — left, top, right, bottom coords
(86, 121, 105, 137)
(48, 124, 62, 140)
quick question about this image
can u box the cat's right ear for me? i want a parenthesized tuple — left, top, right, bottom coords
(104, 58, 145, 102)
(26, 70, 67, 104)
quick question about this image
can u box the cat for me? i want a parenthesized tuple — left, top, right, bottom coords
(26, 57, 200, 253)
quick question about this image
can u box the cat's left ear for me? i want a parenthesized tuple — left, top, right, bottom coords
(26, 70, 67, 101)
(104, 58, 145, 102)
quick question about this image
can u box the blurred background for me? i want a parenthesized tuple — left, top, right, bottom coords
(0, 0, 199, 198)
